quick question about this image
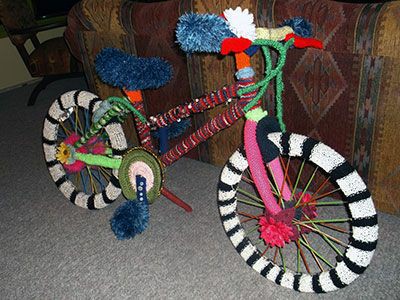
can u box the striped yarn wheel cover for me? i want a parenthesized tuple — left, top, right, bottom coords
(218, 132, 378, 293)
(42, 90, 128, 209)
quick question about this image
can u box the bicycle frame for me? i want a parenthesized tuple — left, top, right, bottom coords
(74, 53, 261, 170)
(68, 46, 291, 213)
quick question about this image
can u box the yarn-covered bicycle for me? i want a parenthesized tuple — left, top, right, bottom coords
(42, 7, 378, 293)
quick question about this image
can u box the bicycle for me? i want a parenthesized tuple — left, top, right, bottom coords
(42, 7, 378, 293)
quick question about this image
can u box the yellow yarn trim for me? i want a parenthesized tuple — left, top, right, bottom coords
(256, 26, 293, 41)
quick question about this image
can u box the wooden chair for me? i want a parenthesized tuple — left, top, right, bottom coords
(0, 0, 82, 105)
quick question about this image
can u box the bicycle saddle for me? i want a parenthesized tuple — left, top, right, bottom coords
(95, 48, 173, 91)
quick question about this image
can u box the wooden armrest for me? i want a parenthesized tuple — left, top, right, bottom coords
(7, 20, 67, 35)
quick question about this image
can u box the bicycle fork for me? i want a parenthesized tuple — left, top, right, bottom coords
(244, 113, 291, 215)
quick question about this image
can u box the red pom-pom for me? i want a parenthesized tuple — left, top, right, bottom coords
(220, 37, 252, 55)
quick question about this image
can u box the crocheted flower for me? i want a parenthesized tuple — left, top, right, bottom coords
(56, 142, 71, 164)
(258, 215, 294, 248)
(223, 7, 256, 41)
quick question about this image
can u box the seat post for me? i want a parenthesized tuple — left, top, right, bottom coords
(124, 89, 155, 152)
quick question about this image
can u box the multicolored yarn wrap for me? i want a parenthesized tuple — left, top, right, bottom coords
(161, 78, 256, 166)
(148, 84, 237, 129)
(239, 39, 293, 132)
(132, 101, 154, 151)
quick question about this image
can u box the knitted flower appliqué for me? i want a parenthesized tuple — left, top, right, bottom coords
(223, 7, 256, 41)
(56, 143, 72, 164)
(258, 215, 294, 248)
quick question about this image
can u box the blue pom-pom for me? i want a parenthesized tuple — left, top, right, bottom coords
(176, 13, 235, 53)
(111, 175, 150, 240)
(95, 48, 173, 91)
(110, 200, 149, 240)
(280, 17, 313, 38)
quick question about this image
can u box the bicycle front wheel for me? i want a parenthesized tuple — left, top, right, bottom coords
(42, 90, 128, 209)
(218, 132, 378, 293)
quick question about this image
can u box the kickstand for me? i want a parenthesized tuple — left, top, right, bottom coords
(161, 187, 193, 212)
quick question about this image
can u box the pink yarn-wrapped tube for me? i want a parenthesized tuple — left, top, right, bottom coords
(244, 120, 291, 215)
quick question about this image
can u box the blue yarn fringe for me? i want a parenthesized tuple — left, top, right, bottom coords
(176, 13, 234, 53)
(280, 17, 313, 38)
(95, 48, 173, 91)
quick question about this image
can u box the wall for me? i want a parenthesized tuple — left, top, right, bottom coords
(0, 27, 65, 91)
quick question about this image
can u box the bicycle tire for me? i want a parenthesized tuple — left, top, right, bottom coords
(218, 132, 378, 293)
(42, 90, 128, 209)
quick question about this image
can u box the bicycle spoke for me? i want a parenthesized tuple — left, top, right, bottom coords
(84, 108, 90, 131)
(241, 175, 254, 185)
(311, 176, 331, 200)
(309, 201, 344, 206)
(279, 248, 286, 272)
(238, 211, 262, 223)
(260, 247, 269, 257)
(279, 156, 294, 191)
(80, 169, 89, 194)
(75, 107, 84, 135)
(69, 111, 83, 136)
(279, 156, 291, 207)
(237, 188, 266, 203)
(266, 164, 284, 207)
(236, 197, 265, 208)
(313, 188, 341, 201)
(319, 223, 349, 234)
(298, 236, 334, 268)
(86, 167, 97, 194)
(59, 120, 72, 136)
(297, 244, 301, 272)
(296, 218, 351, 225)
(273, 247, 279, 264)
(304, 216, 345, 256)
(296, 240, 311, 274)
(295, 222, 347, 248)
(90, 168, 106, 189)
(246, 225, 260, 237)
(98, 167, 112, 179)
(302, 235, 324, 272)
(296, 166, 319, 206)
(290, 159, 305, 201)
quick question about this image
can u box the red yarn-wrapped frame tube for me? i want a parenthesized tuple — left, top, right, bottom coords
(160, 78, 257, 166)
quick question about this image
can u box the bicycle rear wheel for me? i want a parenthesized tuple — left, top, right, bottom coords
(218, 132, 378, 293)
(42, 90, 128, 209)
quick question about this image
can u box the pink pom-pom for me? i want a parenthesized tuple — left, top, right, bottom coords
(258, 215, 294, 248)
(64, 133, 80, 145)
(60, 134, 107, 174)
(62, 133, 87, 173)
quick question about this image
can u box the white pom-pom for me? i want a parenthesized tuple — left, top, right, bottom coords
(223, 7, 257, 41)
